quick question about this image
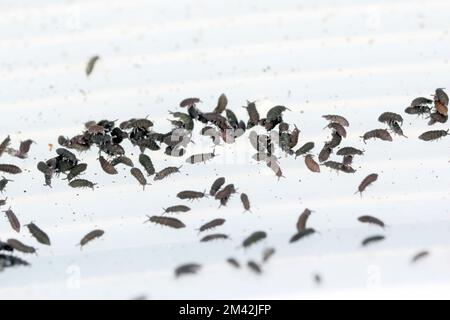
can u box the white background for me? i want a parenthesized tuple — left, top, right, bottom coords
(1, 0, 450, 299)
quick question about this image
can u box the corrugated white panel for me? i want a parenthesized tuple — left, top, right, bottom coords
(1, 0, 450, 299)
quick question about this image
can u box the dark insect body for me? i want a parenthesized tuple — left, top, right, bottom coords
(322, 115, 349, 127)
(227, 258, 240, 269)
(240, 193, 251, 212)
(138, 154, 155, 176)
(411, 250, 430, 264)
(361, 235, 385, 247)
(163, 205, 191, 214)
(323, 161, 356, 174)
(177, 190, 207, 200)
(304, 155, 320, 173)
(297, 209, 313, 232)
(326, 122, 347, 138)
(56, 148, 78, 163)
(0, 177, 12, 192)
(342, 155, 353, 166)
(378, 112, 403, 125)
(356, 173, 378, 195)
(0, 136, 11, 157)
(244, 101, 260, 126)
(410, 97, 433, 107)
(0, 164, 22, 175)
(99, 156, 118, 175)
(68, 179, 96, 190)
(327, 131, 342, 149)
(266, 105, 289, 122)
(65, 163, 87, 181)
(215, 184, 237, 206)
(7, 239, 36, 254)
(295, 142, 315, 157)
(37, 161, 53, 176)
(26, 223, 51, 246)
(318, 145, 332, 163)
(180, 98, 201, 108)
(358, 215, 385, 228)
(110, 156, 134, 167)
(388, 121, 407, 138)
(3, 207, 20, 233)
(362, 129, 393, 143)
(200, 234, 229, 242)
(337, 147, 364, 156)
(154, 166, 181, 181)
(0, 254, 30, 268)
(405, 105, 431, 115)
(145, 215, 185, 229)
(198, 218, 225, 233)
(79, 230, 104, 248)
(214, 93, 228, 114)
(242, 231, 267, 248)
(428, 112, 448, 125)
(418, 130, 448, 141)
(0, 241, 13, 252)
(130, 168, 149, 190)
(435, 88, 449, 106)
(247, 261, 262, 274)
(0, 198, 6, 207)
(175, 263, 201, 277)
(289, 228, 316, 243)
(209, 177, 225, 196)
(86, 55, 100, 76)
(262, 247, 276, 263)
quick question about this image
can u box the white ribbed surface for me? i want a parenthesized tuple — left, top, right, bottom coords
(1, 0, 450, 299)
